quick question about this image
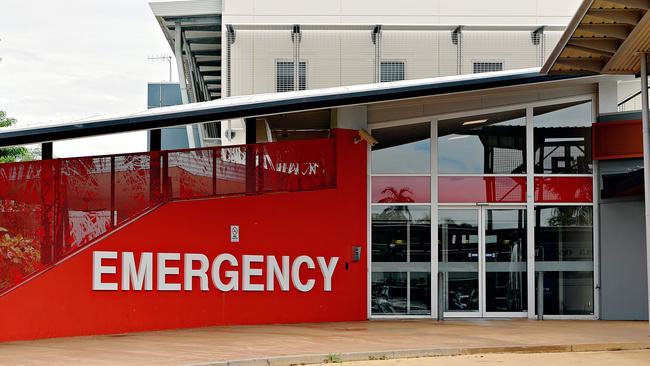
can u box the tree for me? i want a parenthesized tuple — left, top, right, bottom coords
(0, 111, 39, 163)
(378, 186, 415, 203)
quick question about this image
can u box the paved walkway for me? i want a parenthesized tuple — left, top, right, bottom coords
(346, 350, 650, 366)
(0, 320, 648, 365)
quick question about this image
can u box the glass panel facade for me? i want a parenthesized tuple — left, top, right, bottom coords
(533, 101, 592, 174)
(370, 101, 595, 319)
(438, 176, 526, 203)
(410, 272, 432, 315)
(372, 176, 431, 203)
(371, 205, 431, 315)
(371, 122, 431, 174)
(372, 272, 407, 314)
(372, 206, 431, 262)
(484, 209, 527, 313)
(535, 206, 594, 315)
(438, 109, 526, 174)
(534, 176, 593, 203)
(371, 271, 432, 315)
(371, 272, 431, 315)
(371, 122, 432, 316)
(537, 271, 594, 315)
(438, 209, 480, 313)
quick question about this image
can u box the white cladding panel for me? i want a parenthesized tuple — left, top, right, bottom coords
(229, 29, 294, 95)
(300, 30, 343, 89)
(341, 0, 439, 16)
(439, 0, 536, 17)
(151, 0, 222, 16)
(220, 0, 579, 97)
(221, 0, 580, 24)
(544, 31, 564, 61)
(253, 30, 293, 94)
(226, 29, 565, 96)
(339, 31, 375, 86)
(381, 31, 440, 80)
(462, 31, 540, 73)
(248, 0, 342, 16)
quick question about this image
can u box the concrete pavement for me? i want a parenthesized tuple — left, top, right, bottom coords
(345, 350, 650, 366)
(0, 320, 649, 365)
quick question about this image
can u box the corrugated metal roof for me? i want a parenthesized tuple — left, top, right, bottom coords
(542, 0, 650, 75)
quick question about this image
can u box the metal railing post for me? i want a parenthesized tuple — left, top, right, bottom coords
(110, 156, 116, 228)
(162, 152, 169, 201)
(212, 148, 217, 196)
(639, 52, 650, 335)
(257, 146, 264, 193)
(537, 271, 544, 320)
(149, 152, 162, 204)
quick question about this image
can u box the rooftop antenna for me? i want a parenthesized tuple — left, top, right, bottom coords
(148, 54, 173, 83)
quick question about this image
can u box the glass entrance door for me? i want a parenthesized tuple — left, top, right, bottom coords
(439, 207, 527, 317)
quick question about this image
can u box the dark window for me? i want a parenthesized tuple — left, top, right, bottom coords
(473, 62, 504, 73)
(535, 205, 593, 316)
(276, 61, 306, 92)
(380, 61, 405, 82)
(372, 272, 407, 314)
(535, 206, 593, 262)
(371, 205, 431, 263)
(371, 272, 431, 315)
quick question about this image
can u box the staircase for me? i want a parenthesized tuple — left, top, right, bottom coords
(0, 138, 336, 294)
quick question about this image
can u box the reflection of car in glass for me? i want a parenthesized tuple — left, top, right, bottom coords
(449, 285, 479, 311)
(372, 282, 407, 314)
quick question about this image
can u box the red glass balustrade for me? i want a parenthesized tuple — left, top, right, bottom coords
(0, 138, 336, 293)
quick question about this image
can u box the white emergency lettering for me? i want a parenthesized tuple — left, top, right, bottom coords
(92, 251, 339, 293)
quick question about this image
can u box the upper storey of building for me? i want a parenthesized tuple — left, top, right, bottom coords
(222, 0, 582, 25)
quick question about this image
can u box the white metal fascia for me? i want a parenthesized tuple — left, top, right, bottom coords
(149, 0, 222, 18)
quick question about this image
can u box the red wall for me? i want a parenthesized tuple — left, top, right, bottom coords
(592, 120, 643, 160)
(0, 129, 367, 342)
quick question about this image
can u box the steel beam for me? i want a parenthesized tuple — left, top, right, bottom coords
(174, 22, 196, 148)
(41, 142, 53, 160)
(640, 52, 650, 335)
(196, 60, 221, 67)
(186, 36, 221, 44)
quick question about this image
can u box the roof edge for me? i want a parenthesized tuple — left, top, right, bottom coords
(541, 0, 594, 74)
(0, 69, 586, 148)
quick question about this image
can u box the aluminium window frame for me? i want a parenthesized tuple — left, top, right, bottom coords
(367, 93, 599, 321)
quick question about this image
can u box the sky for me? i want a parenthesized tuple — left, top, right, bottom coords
(0, 0, 179, 157)
(0, 0, 586, 159)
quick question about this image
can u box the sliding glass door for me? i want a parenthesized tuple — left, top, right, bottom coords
(439, 207, 527, 317)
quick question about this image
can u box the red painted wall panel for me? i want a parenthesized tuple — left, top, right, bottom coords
(592, 120, 643, 160)
(0, 129, 367, 342)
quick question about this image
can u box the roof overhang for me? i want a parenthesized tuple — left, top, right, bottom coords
(150, 0, 222, 101)
(542, 0, 650, 75)
(0, 68, 586, 147)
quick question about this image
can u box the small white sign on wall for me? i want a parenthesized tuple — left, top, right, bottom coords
(230, 225, 240, 243)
